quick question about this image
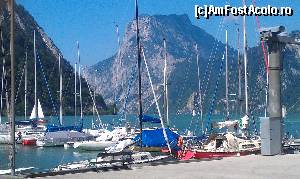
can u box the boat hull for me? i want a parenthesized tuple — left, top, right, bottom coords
(73, 141, 117, 151)
(36, 140, 65, 147)
(36, 131, 94, 147)
(193, 150, 260, 159)
(22, 138, 37, 145)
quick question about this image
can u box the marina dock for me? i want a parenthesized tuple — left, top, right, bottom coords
(1, 0, 300, 178)
(18, 154, 300, 179)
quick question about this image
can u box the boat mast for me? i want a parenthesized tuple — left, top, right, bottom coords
(92, 72, 96, 129)
(77, 42, 83, 122)
(59, 55, 63, 125)
(163, 38, 169, 126)
(195, 44, 203, 133)
(243, 0, 249, 116)
(74, 62, 77, 121)
(225, 30, 229, 120)
(237, 27, 242, 116)
(114, 24, 120, 115)
(116, 24, 123, 89)
(25, 50, 27, 120)
(135, 0, 143, 149)
(34, 30, 38, 120)
(9, 0, 16, 175)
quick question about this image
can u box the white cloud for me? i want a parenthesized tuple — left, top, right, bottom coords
(224, 14, 240, 23)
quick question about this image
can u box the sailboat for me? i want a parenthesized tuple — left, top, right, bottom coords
(73, 127, 130, 151)
(73, 27, 135, 151)
(20, 31, 47, 145)
(44, 48, 83, 133)
(36, 44, 91, 147)
(86, 0, 176, 155)
(181, 29, 260, 159)
(132, 38, 178, 152)
(21, 100, 47, 145)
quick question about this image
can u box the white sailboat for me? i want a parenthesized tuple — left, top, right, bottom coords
(73, 127, 129, 151)
(73, 140, 117, 151)
(36, 44, 89, 147)
(20, 31, 47, 145)
(21, 100, 46, 145)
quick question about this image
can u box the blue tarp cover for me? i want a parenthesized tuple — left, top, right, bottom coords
(133, 128, 179, 148)
(141, 115, 161, 123)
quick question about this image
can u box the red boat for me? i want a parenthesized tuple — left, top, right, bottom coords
(193, 150, 254, 159)
(163, 133, 261, 160)
(22, 138, 37, 145)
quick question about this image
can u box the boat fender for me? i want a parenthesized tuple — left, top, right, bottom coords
(177, 136, 183, 148)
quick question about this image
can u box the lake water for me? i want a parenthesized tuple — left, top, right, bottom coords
(0, 114, 300, 172)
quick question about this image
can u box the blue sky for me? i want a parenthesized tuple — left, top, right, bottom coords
(17, 0, 299, 66)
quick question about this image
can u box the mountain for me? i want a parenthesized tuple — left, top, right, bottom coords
(0, 2, 113, 119)
(84, 14, 233, 115)
(85, 14, 300, 117)
(246, 32, 300, 115)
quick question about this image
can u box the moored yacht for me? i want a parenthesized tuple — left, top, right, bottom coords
(36, 130, 94, 147)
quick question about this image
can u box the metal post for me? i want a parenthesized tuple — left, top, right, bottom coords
(135, 0, 143, 149)
(9, 0, 16, 175)
(265, 47, 269, 117)
(268, 43, 282, 119)
(0, 18, 4, 124)
(266, 41, 283, 155)
(259, 25, 298, 155)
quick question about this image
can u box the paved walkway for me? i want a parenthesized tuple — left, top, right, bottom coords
(31, 154, 300, 179)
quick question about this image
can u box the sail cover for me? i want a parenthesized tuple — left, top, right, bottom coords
(30, 99, 45, 119)
(133, 128, 179, 148)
